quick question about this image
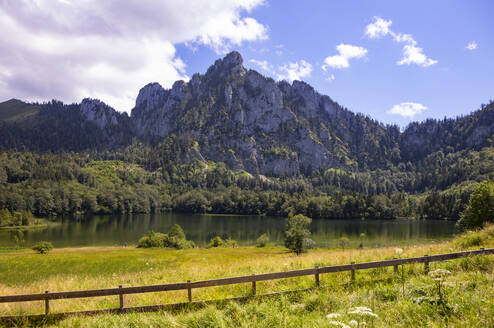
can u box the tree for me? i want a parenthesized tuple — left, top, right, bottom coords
(256, 233, 269, 247)
(284, 214, 314, 255)
(457, 181, 494, 229)
(168, 224, 186, 240)
(10, 229, 24, 247)
(339, 236, 350, 250)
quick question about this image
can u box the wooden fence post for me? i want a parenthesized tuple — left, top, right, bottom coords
(315, 266, 320, 287)
(350, 262, 355, 282)
(393, 258, 398, 274)
(44, 291, 49, 315)
(119, 285, 124, 309)
(252, 275, 256, 296)
(424, 255, 429, 274)
(187, 280, 192, 302)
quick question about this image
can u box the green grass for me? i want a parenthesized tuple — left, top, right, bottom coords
(0, 99, 40, 122)
(1, 225, 494, 327)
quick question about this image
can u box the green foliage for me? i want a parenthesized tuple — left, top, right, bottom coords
(284, 214, 314, 255)
(137, 231, 166, 248)
(256, 233, 269, 247)
(207, 236, 237, 248)
(0, 209, 33, 227)
(454, 224, 494, 249)
(168, 224, 186, 240)
(457, 180, 494, 229)
(10, 229, 24, 247)
(137, 225, 195, 249)
(31, 241, 54, 254)
(207, 236, 224, 248)
(338, 236, 349, 250)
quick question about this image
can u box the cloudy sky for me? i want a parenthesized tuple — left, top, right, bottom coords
(0, 0, 492, 126)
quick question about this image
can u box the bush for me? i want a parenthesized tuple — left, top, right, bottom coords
(137, 231, 166, 248)
(207, 236, 224, 248)
(164, 234, 195, 249)
(256, 233, 269, 247)
(137, 225, 195, 249)
(32, 241, 53, 254)
(207, 236, 238, 248)
(224, 238, 238, 248)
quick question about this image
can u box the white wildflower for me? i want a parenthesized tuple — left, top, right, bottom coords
(349, 319, 359, 327)
(328, 321, 351, 328)
(428, 269, 451, 281)
(326, 313, 341, 319)
(348, 306, 378, 318)
(291, 303, 305, 311)
(395, 248, 403, 255)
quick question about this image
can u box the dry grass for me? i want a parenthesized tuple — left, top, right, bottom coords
(1, 226, 493, 327)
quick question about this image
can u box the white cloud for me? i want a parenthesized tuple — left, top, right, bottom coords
(249, 59, 275, 74)
(0, 0, 268, 112)
(326, 74, 335, 82)
(277, 60, 312, 82)
(365, 16, 437, 67)
(364, 17, 392, 39)
(250, 58, 313, 82)
(397, 45, 438, 67)
(387, 102, 427, 118)
(322, 44, 367, 70)
(466, 41, 477, 50)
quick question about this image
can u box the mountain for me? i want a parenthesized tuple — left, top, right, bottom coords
(0, 51, 493, 176)
(0, 99, 40, 122)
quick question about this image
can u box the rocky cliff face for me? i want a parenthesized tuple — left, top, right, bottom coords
(129, 51, 401, 175)
(2, 51, 493, 175)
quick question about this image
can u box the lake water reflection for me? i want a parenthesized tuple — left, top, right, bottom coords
(0, 213, 458, 248)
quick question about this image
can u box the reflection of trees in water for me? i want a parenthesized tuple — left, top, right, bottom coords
(0, 214, 457, 248)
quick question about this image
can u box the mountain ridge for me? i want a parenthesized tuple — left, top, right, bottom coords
(1, 51, 493, 176)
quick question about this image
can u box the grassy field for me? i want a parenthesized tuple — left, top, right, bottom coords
(1, 225, 494, 327)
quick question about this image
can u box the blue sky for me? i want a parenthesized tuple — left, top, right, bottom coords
(1, 0, 492, 127)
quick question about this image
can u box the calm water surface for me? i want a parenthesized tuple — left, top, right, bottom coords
(0, 213, 457, 248)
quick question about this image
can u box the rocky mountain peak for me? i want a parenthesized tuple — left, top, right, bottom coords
(206, 51, 246, 78)
(80, 98, 119, 128)
(134, 82, 166, 113)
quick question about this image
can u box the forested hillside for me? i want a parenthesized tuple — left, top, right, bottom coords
(0, 52, 493, 220)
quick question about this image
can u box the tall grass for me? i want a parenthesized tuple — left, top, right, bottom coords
(0, 225, 493, 327)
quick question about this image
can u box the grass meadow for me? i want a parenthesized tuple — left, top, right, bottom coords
(0, 225, 494, 327)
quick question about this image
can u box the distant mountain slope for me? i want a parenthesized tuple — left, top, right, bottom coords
(0, 52, 493, 176)
(0, 99, 40, 122)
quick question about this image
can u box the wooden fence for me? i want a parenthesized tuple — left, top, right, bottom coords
(1, 247, 493, 321)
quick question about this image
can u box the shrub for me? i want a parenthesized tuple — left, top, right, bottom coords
(224, 238, 238, 248)
(256, 233, 269, 247)
(455, 230, 484, 249)
(164, 235, 195, 249)
(137, 225, 195, 249)
(137, 231, 166, 248)
(207, 236, 224, 248)
(32, 241, 53, 254)
(207, 236, 238, 248)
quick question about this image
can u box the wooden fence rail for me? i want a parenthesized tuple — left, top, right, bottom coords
(1, 247, 493, 321)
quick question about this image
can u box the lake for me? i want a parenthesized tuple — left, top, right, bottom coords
(0, 213, 458, 248)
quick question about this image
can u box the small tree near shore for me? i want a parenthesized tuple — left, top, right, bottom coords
(284, 214, 314, 255)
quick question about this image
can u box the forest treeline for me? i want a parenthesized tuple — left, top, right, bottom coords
(1, 143, 492, 220)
